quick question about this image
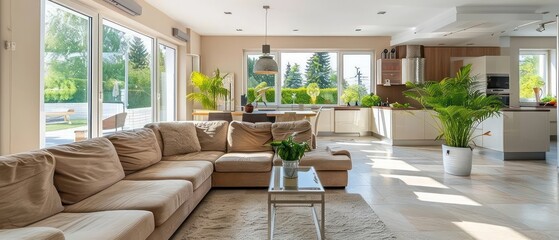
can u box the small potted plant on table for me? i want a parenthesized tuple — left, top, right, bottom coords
(271, 136, 310, 178)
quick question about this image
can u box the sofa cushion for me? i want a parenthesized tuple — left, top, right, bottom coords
(63, 180, 191, 226)
(125, 161, 213, 190)
(215, 152, 274, 172)
(144, 123, 164, 154)
(30, 211, 154, 240)
(0, 150, 64, 228)
(158, 122, 201, 156)
(161, 151, 224, 163)
(46, 138, 124, 205)
(227, 121, 273, 152)
(0, 227, 64, 240)
(271, 120, 313, 146)
(194, 121, 228, 151)
(106, 128, 161, 172)
(273, 148, 352, 171)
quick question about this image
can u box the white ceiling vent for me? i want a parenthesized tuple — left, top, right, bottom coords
(104, 0, 142, 16)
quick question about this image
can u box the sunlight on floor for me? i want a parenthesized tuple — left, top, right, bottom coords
(367, 159, 420, 172)
(414, 192, 482, 206)
(453, 221, 530, 240)
(334, 142, 372, 146)
(360, 149, 391, 154)
(380, 174, 449, 189)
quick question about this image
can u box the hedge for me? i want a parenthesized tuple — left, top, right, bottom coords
(247, 88, 338, 104)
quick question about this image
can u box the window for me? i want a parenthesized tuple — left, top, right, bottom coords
(157, 43, 177, 121)
(102, 20, 154, 133)
(519, 50, 551, 102)
(43, 1, 92, 147)
(341, 53, 372, 105)
(245, 50, 372, 106)
(42, 1, 179, 147)
(280, 52, 338, 105)
(246, 53, 277, 104)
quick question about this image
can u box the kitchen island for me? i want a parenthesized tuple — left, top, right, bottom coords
(480, 107, 550, 160)
(372, 106, 443, 146)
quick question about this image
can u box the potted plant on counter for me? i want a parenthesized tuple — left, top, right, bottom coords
(404, 64, 502, 176)
(270, 136, 310, 178)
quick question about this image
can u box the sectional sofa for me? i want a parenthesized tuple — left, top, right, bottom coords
(0, 120, 351, 240)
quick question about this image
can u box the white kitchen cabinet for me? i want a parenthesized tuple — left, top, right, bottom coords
(391, 110, 425, 140)
(334, 108, 371, 135)
(372, 107, 441, 145)
(317, 108, 334, 133)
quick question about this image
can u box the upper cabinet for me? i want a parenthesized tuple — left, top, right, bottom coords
(376, 59, 403, 85)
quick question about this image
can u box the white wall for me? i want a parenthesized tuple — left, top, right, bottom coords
(0, 0, 195, 154)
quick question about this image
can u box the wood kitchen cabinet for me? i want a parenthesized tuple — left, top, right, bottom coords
(376, 59, 402, 85)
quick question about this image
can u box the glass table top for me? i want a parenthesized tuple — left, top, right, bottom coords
(268, 166, 325, 193)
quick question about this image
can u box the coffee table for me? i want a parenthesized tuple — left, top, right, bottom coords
(268, 166, 325, 240)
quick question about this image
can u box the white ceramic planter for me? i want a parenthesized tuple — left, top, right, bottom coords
(442, 145, 473, 176)
(282, 160, 299, 178)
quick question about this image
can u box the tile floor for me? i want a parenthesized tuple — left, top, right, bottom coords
(319, 136, 559, 240)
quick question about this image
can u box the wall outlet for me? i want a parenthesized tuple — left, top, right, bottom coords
(4, 41, 16, 51)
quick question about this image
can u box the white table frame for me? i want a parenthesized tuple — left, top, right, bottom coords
(267, 167, 325, 240)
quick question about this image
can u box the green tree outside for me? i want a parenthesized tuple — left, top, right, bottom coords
(519, 55, 545, 100)
(305, 52, 335, 88)
(284, 63, 303, 88)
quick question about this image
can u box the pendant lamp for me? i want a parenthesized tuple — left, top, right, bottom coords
(254, 5, 278, 75)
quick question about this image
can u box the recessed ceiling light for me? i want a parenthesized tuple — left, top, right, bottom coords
(355, 28, 362, 32)
(236, 29, 243, 31)
(224, 11, 232, 15)
(293, 29, 299, 32)
(377, 11, 387, 15)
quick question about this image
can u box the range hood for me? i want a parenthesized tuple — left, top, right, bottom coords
(402, 45, 425, 84)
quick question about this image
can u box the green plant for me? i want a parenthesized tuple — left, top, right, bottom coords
(404, 64, 502, 148)
(187, 69, 229, 110)
(341, 84, 367, 104)
(306, 83, 321, 104)
(541, 95, 555, 103)
(361, 94, 381, 107)
(391, 102, 411, 108)
(270, 136, 310, 161)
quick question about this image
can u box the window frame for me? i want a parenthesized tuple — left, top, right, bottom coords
(243, 49, 375, 106)
(156, 40, 178, 122)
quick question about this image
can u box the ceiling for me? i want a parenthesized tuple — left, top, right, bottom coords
(144, 0, 559, 46)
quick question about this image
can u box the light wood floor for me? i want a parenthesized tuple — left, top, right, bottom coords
(319, 136, 559, 240)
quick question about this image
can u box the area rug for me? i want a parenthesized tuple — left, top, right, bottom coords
(172, 189, 396, 240)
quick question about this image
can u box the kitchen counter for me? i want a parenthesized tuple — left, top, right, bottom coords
(501, 107, 551, 112)
(372, 106, 417, 111)
(372, 108, 443, 146)
(333, 106, 370, 110)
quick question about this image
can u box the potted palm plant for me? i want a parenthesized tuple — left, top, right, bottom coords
(270, 136, 310, 178)
(404, 64, 502, 176)
(187, 69, 229, 110)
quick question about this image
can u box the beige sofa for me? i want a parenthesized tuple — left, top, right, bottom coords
(0, 120, 351, 240)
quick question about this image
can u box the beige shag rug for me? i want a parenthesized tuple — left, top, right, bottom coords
(172, 189, 395, 240)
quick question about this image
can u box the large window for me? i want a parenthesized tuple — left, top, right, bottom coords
(43, 1, 92, 147)
(102, 20, 154, 134)
(341, 53, 372, 105)
(519, 50, 551, 102)
(280, 52, 338, 105)
(42, 1, 179, 147)
(245, 51, 372, 106)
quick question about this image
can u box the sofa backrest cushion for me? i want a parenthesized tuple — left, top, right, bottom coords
(144, 123, 164, 153)
(0, 150, 64, 228)
(271, 120, 313, 147)
(227, 121, 273, 152)
(106, 128, 161, 172)
(194, 121, 228, 152)
(46, 138, 124, 205)
(158, 122, 201, 156)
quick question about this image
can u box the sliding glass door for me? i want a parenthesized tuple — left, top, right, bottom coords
(43, 1, 92, 146)
(102, 20, 154, 134)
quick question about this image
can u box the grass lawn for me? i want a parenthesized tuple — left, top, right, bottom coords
(46, 119, 87, 132)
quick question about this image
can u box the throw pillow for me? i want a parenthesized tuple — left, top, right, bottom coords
(106, 128, 162, 172)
